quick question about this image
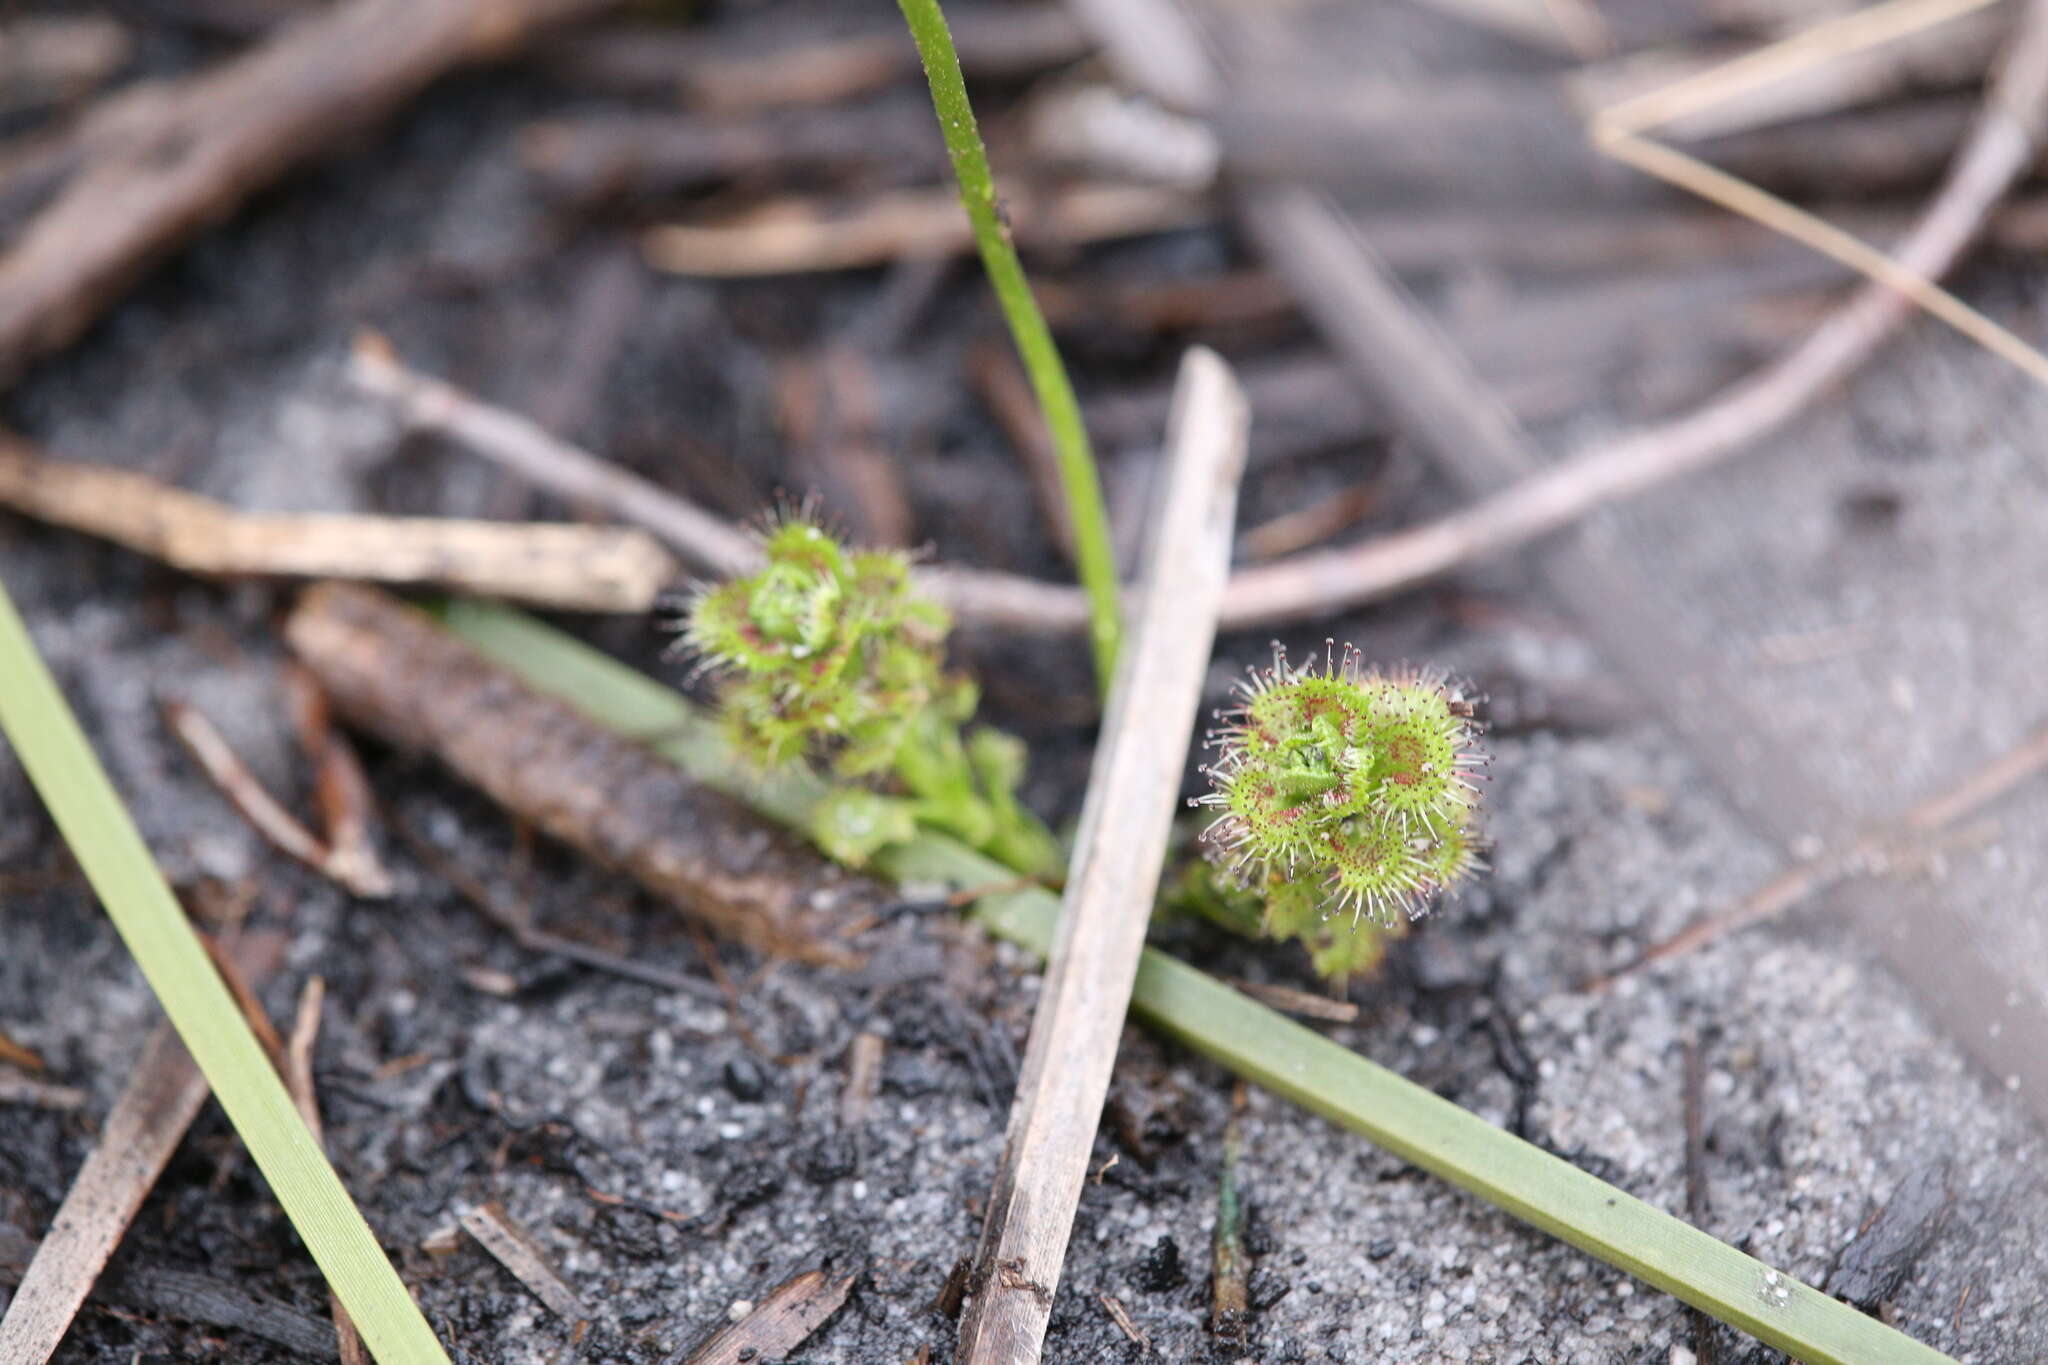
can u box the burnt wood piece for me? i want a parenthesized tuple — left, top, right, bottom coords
(285, 582, 867, 965)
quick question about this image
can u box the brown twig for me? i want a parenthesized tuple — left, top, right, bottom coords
(683, 1266, 857, 1365)
(283, 666, 395, 899)
(0, 0, 621, 389)
(285, 581, 867, 964)
(163, 697, 393, 899)
(0, 437, 676, 611)
(0, 933, 287, 1365)
(959, 349, 1247, 1363)
(0, 1031, 48, 1074)
(459, 1203, 592, 1324)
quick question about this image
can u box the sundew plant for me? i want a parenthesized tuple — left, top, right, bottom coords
(680, 512, 1059, 878)
(1191, 642, 1488, 980)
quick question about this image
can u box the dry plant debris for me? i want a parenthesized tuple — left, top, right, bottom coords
(682, 1266, 857, 1365)
(285, 581, 871, 963)
(0, 438, 676, 611)
(0, 934, 287, 1365)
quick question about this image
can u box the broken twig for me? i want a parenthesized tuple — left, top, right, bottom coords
(286, 581, 867, 964)
(164, 699, 393, 899)
(958, 349, 1247, 1363)
(459, 1203, 592, 1324)
(684, 1266, 857, 1365)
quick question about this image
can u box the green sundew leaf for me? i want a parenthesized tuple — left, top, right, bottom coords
(0, 580, 447, 1365)
(810, 788, 919, 868)
(442, 600, 1960, 1365)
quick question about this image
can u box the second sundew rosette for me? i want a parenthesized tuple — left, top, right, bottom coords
(1194, 642, 1489, 976)
(677, 510, 1058, 878)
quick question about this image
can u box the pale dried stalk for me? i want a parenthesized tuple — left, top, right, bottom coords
(0, 438, 676, 611)
(348, 332, 760, 576)
(1597, 129, 2048, 390)
(642, 182, 1204, 277)
(958, 348, 1247, 1363)
(1591, 0, 2002, 138)
(458, 1204, 592, 1323)
(1589, 0, 2048, 393)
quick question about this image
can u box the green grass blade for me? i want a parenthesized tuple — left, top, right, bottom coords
(442, 599, 1958, 1365)
(895, 0, 1123, 694)
(0, 579, 448, 1365)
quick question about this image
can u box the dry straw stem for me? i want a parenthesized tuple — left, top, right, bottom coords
(458, 1204, 592, 1324)
(0, 437, 675, 611)
(682, 1267, 857, 1365)
(1589, 0, 2003, 138)
(348, 332, 761, 577)
(0, 1027, 217, 1364)
(642, 182, 1203, 276)
(340, 335, 1848, 636)
(958, 348, 1247, 1364)
(1589, 0, 2048, 393)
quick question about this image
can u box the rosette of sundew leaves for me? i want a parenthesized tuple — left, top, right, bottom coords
(680, 512, 1059, 877)
(1187, 642, 1488, 982)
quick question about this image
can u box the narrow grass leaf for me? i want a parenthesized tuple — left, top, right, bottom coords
(0, 580, 447, 1365)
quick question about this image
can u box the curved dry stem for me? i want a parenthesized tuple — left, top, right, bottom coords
(350, 0, 2048, 640)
